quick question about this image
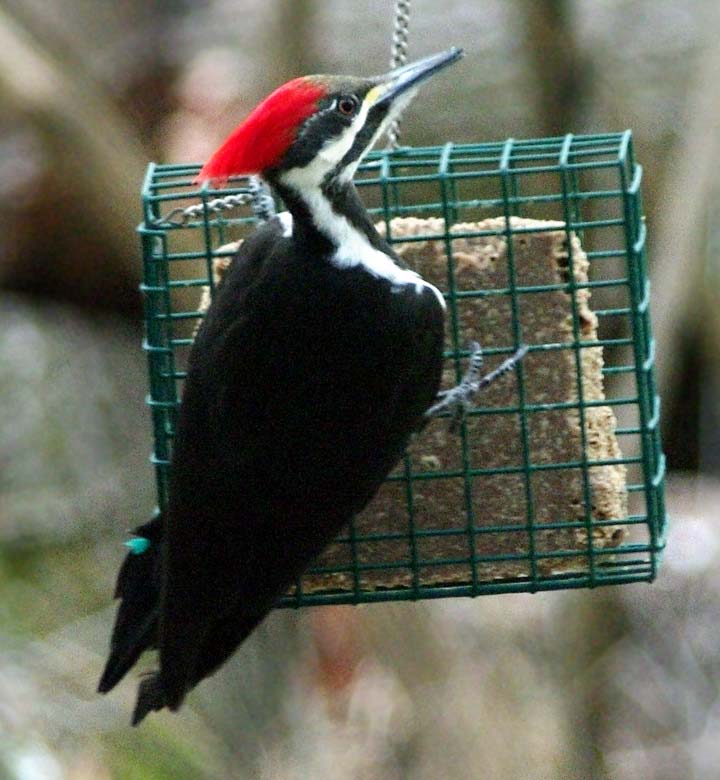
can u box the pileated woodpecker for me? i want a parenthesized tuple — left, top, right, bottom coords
(99, 48, 463, 724)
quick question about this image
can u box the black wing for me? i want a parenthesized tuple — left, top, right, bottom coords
(133, 216, 445, 719)
(99, 217, 288, 721)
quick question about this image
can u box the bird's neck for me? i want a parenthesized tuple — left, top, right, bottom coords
(272, 178, 393, 264)
(270, 176, 445, 308)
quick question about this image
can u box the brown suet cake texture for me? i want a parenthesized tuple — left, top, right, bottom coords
(198, 217, 628, 593)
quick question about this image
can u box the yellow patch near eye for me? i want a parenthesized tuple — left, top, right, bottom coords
(364, 85, 385, 106)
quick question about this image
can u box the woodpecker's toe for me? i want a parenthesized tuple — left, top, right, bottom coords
(426, 342, 528, 432)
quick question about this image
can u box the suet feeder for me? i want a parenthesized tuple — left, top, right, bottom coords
(139, 131, 667, 607)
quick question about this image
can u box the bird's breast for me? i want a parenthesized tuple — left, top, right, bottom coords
(252, 256, 441, 417)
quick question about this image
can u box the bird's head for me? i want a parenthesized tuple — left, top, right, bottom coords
(197, 48, 464, 190)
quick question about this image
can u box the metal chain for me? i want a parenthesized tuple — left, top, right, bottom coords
(247, 176, 277, 222)
(386, 0, 411, 149)
(159, 3, 415, 227)
(157, 175, 275, 227)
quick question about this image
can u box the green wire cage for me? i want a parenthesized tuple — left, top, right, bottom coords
(139, 130, 667, 607)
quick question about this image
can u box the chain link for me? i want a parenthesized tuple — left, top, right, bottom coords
(386, 0, 411, 150)
(247, 176, 277, 222)
(156, 175, 275, 227)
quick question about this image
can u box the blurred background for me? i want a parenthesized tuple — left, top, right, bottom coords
(1, 0, 719, 777)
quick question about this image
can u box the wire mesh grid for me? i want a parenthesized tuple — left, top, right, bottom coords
(139, 130, 667, 606)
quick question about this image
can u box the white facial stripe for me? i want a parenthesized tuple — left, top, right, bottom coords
(337, 86, 419, 184)
(280, 82, 406, 190)
(284, 97, 374, 191)
(278, 85, 445, 309)
(281, 81, 418, 189)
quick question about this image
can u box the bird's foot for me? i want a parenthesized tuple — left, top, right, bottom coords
(426, 342, 529, 433)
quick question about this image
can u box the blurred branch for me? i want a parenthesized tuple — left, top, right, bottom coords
(561, 589, 630, 780)
(0, 8, 147, 290)
(700, 198, 720, 474)
(4, 0, 181, 141)
(633, 23, 720, 419)
(521, 0, 590, 135)
(596, 15, 720, 459)
(266, 0, 318, 86)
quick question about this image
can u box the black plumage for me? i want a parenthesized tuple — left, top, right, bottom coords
(99, 49, 462, 724)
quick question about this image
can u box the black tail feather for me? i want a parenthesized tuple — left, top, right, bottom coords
(98, 515, 163, 695)
(131, 672, 168, 726)
(97, 611, 158, 695)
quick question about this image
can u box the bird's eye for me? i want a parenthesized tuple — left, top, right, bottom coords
(337, 96, 359, 116)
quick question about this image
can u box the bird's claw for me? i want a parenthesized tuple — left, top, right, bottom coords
(426, 342, 529, 433)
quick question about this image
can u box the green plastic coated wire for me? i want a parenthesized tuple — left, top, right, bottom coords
(138, 131, 668, 607)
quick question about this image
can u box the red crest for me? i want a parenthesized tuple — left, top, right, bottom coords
(197, 78, 327, 182)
